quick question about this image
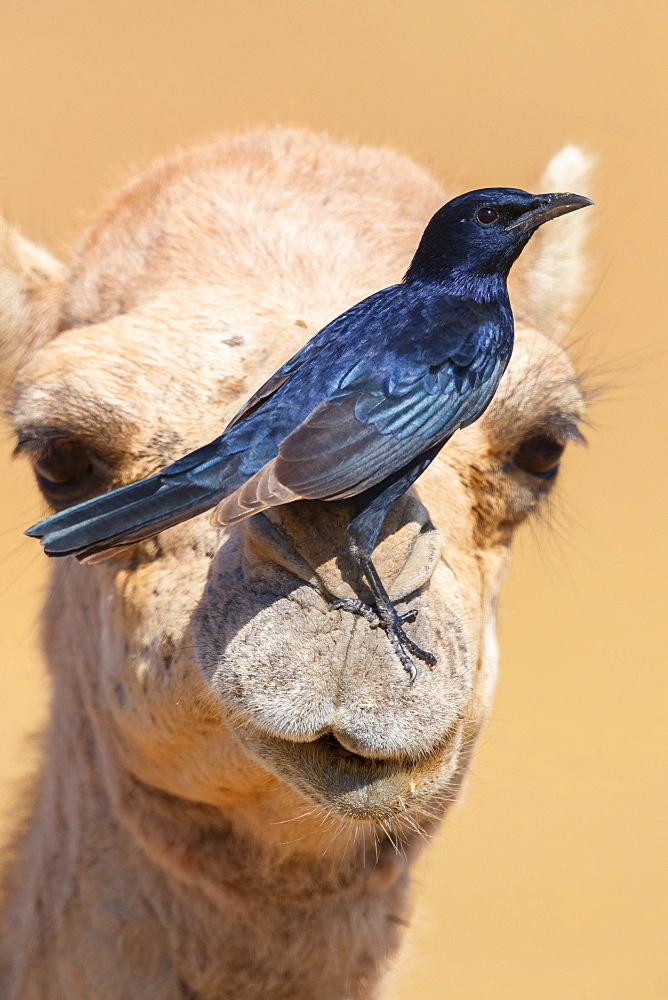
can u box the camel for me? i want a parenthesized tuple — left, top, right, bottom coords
(0, 128, 592, 999)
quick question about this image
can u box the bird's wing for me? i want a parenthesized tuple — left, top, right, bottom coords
(277, 324, 507, 500)
(212, 317, 509, 524)
(224, 372, 292, 430)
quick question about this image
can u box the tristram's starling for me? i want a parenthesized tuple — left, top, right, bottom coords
(26, 188, 592, 679)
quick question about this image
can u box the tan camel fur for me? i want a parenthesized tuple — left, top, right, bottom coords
(0, 129, 592, 999)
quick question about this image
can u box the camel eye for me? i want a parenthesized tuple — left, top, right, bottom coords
(32, 439, 109, 507)
(476, 207, 499, 225)
(513, 434, 565, 480)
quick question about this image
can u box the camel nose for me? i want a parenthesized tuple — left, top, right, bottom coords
(327, 592, 472, 760)
(194, 493, 473, 760)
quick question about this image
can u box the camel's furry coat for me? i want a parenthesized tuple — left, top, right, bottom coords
(0, 129, 592, 999)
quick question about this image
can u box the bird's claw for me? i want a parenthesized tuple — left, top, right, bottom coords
(395, 627, 437, 666)
(330, 598, 435, 682)
(330, 599, 418, 628)
(330, 598, 379, 625)
(398, 608, 419, 625)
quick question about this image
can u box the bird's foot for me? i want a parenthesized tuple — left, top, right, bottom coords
(330, 598, 380, 625)
(330, 598, 436, 683)
(330, 598, 418, 628)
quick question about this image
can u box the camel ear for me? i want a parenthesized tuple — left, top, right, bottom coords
(0, 218, 63, 402)
(510, 145, 596, 340)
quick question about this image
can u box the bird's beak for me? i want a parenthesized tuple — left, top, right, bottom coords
(506, 193, 594, 231)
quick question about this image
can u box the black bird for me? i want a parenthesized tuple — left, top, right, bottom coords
(26, 188, 592, 680)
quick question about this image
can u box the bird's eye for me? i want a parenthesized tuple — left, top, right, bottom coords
(32, 439, 110, 508)
(513, 434, 565, 480)
(475, 207, 500, 226)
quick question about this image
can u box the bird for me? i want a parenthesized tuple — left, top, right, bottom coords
(25, 187, 592, 680)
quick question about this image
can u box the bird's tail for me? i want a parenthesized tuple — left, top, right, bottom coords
(25, 442, 235, 562)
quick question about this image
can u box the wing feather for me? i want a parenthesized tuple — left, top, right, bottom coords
(212, 296, 511, 523)
(211, 460, 300, 525)
(224, 373, 290, 430)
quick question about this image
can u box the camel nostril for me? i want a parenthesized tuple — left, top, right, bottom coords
(244, 494, 442, 612)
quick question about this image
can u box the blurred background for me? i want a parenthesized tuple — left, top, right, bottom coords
(0, 2, 665, 997)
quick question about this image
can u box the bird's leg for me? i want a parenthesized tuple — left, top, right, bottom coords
(329, 446, 445, 680)
(363, 552, 437, 678)
(331, 541, 437, 683)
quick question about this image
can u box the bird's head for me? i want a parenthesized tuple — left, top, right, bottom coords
(405, 187, 593, 294)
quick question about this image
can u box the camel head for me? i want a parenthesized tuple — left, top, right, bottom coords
(0, 131, 593, 852)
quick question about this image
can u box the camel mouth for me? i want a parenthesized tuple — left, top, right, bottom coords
(242, 726, 464, 821)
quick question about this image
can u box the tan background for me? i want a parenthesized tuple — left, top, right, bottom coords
(1, 1, 666, 997)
